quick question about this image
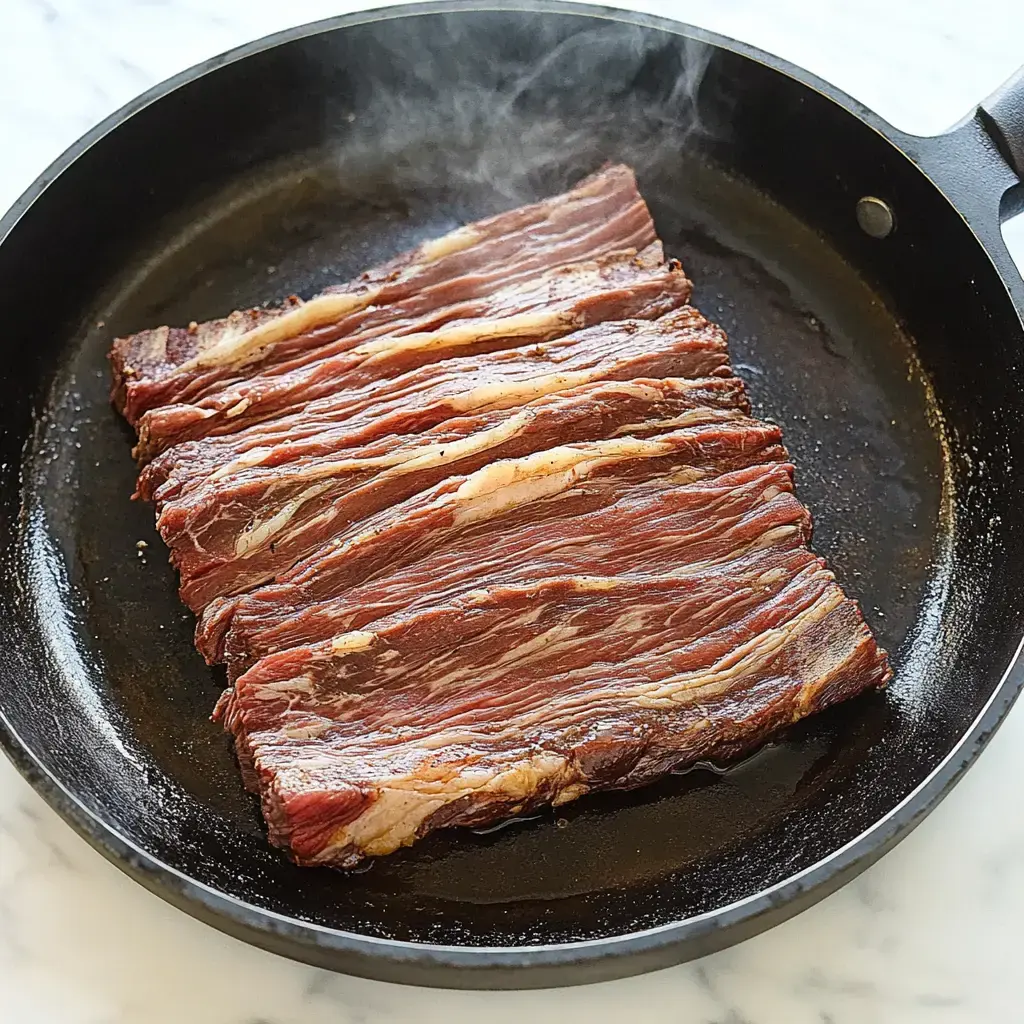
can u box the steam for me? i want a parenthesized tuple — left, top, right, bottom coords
(322, 11, 717, 215)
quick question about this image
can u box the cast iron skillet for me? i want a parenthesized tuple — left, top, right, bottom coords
(2, 0, 1024, 990)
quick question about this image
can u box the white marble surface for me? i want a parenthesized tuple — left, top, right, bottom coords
(2, 1, 1024, 1021)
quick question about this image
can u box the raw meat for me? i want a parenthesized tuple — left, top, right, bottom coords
(218, 548, 887, 866)
(109, 165, 891, 869)
(195, 417, 790, 657)
(132, 243, 691, 458)
(137, 307, 730, 505)
(162, 377, 750, 612)
(111, 164, 655, 422)
(218, 462, 809, 674)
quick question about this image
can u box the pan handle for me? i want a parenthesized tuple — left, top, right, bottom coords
(916, 64, 1024, 229)
(979, 65, 1024, 185)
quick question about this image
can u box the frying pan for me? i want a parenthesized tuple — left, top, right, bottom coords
(1, 0, 1023, 990)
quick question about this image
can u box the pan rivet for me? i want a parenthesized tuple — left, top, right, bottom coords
(856, 196, 895, 238)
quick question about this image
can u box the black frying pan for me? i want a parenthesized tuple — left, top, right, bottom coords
(2, 0, 1023, 990)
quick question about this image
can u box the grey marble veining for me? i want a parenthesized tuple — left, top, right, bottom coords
(2, 2, 1024, 1021)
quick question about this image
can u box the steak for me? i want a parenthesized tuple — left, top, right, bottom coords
(195, 418, 789, 658)
(136, 307, 731, 506)
(218, 550, 887, 866)
(132, 243, 691, 459)
(218, 462, 809, 675)
(109, 165, 891, 868)
(160, 377, 750, 612)
(111, 163, 655, 422)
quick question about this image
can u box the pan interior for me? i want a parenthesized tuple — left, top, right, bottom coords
(16, 156, 943, 944)
(3, 10, 1020, 952)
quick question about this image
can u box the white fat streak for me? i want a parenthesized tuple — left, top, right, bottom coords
(452, 369, 601, 413)
(224, 397, 251, 418)
(747, 524, 802, 551)
(399, 581, 842, 741)
(323, 446, 708, 573)
(612, 407, 742, 436)
(210, 445, 277, 481)
(447, 435, 682, 529)
(330, 630, 377, 654)
(209, 378, 683, 486)
(177, 289, 382, 374)
(604, 606, 659, 636)
(595, 380, 667, 401)
(248, 675, 314, 700)
(281, 721, 333, 740)
(319, 752, 572, 858)
(450, 471, 582, 529)
(417, 225, 482, 261)
(447, 458, 708, 531)
(561, 575, 618, 591)
(207, 371, 599, 483)
(452, 436, 673, 502)
(352, 309, 572, 360)
(415, 727, 518, 750)
(233, 481, 335, 558)
(248, 408, 539, 489)
(468, 378, 667, 411)
(630, 587, 845, 706)
(333, 789, 449, 857)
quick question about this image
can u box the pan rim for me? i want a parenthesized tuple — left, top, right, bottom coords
(2, 0, 1024, 986)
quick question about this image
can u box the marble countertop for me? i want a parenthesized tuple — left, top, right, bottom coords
(2, 1, 1024, 1021)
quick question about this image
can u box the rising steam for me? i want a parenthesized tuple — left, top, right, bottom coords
(322, 10, 718, 214)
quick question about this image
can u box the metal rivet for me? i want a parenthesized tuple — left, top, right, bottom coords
(856, 196, 895, 238)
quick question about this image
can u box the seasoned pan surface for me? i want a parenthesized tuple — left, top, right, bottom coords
(2, 3, 1023, 986)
